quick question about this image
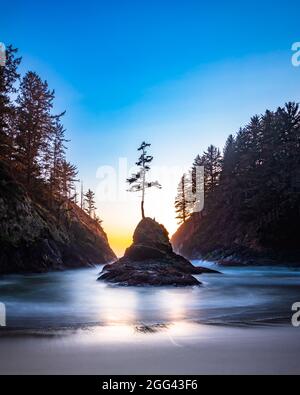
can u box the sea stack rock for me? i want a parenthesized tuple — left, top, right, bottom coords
(98, 218, 219, 286)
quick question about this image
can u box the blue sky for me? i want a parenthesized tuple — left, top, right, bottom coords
(2, 0, 300, 254)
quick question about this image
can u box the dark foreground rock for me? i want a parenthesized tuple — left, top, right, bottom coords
(98, 217, 220, 287)
(0, 162, 116, 274)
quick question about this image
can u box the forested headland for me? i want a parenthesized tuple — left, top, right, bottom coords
(172, 103, 300, 264)
(0, 46, 116, 273)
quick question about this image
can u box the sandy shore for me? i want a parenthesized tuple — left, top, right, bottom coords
(0, 323, 299, 375)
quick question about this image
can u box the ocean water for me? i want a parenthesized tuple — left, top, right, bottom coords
(0, 262, 299, 328)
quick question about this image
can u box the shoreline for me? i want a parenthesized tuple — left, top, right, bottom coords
(1, 318, 294, 335)
(0, 315, 292, 337)
(175, 250, 300, 267)
(0, 322, 299, 375)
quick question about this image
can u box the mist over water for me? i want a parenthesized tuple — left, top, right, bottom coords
(0, 262, 299, 328)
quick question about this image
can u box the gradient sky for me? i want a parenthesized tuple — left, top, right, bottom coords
(2, 0, 300, 255)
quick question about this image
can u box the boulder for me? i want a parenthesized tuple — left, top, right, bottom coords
(98, 218, 220, 287)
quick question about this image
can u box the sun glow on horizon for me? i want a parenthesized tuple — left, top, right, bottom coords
(106, 230, 133, 258)
(96, 163, 185, 257)
(104, 214, 178, 258)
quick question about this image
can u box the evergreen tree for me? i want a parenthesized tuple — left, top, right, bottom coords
(184, 146, 221, 219)
(0, 44, 99, 228)
(218, 134, 237, 208)
(191, 154, 204, 194)
(222, 134, 236, 175)
(15, 72, 55, 187)
(47, 119, 68, 198)
(84, 189, 96, 217)
(190, 154, 205, 214)
(177, 102, 300, 258)
(60, 160, 78, 200)
(0, 45, 21, 161)
(127, 141, 161, 219)
(202, 145, 222, 195)
(175, 174, 191, 224)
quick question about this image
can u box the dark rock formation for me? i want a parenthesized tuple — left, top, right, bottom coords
(98, 217, 219, 286)
(0, 162, 116, 274)
(171, 213, 265, 265)
(171, 210, 300, 265)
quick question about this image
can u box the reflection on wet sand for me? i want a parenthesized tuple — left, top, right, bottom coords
(77, 321, 203, 345)
(97, 287, 195, 326)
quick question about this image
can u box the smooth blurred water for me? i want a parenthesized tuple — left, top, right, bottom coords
(0, 262, 299, 328)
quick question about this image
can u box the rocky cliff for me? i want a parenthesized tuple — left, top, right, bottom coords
(171, 209, 300, 265)
(99, 217, 219, 286)
(0, 162, 116, 274)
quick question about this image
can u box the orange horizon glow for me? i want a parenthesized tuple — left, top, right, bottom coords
(96, 175, 182, 257)
(106, 231, 133, 258)
(103, 213, 179, 258)
(105, 223, 178, 258)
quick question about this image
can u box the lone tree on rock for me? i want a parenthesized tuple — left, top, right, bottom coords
(127, 141, 161, 219)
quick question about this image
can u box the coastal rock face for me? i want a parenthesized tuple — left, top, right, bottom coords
(0, 162, 116, 274)
(98, 217, 219, 286)
(171, 208, 300, 265)
(171, 213, 262, 264)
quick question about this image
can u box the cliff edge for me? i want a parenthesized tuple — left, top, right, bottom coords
(0, 162, 116, 274)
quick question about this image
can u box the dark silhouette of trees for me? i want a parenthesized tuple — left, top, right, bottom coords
(46, 119, 68, 198)
(0, 45, 21, 162)
(127, 141, 161, 219)
(175, 174, 191, 224)
(191, 154, 204, 194)
(175, 102, 300, 260)
(202, 145, 222, 196)
(15, 71, 55, 188)
(178, 144, 222, 219)
(60, 160, 78, 200)
(83, 188, 102, 222)
(0, 44, 99, 225)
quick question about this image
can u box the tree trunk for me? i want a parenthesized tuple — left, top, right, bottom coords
(141, 200, 145, 219)
(141, 165, 146, 219)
